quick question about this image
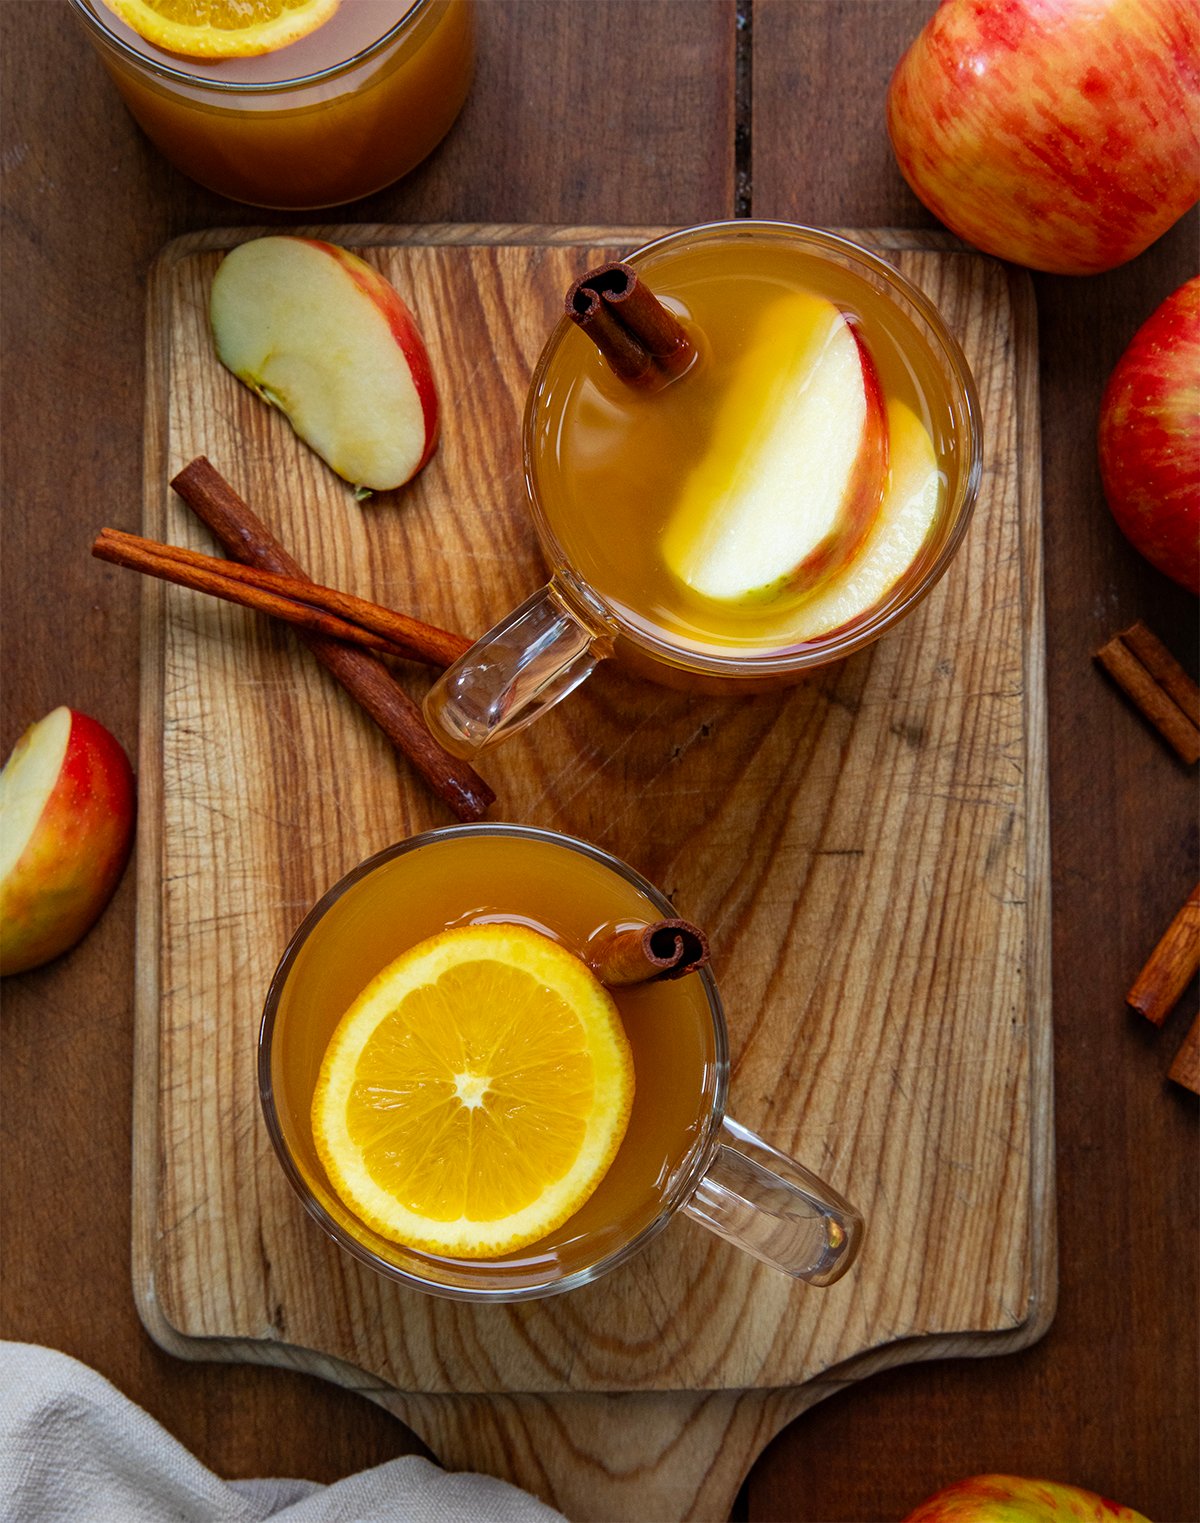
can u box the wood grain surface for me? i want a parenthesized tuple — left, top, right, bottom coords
(2, 3, 1196, 1521)
(128, 225, 1050, 1517)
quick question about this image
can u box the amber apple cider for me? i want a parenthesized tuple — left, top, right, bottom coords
(265, 832, 721, 1291)
(76, 0, 473, 207)
(527, 228, 970, 661)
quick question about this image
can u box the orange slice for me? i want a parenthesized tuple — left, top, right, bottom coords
(101, 0, 340, 59)
(311, 924, 635, 1258)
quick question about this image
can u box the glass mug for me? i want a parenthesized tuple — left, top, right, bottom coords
(67, 0, 474, 209)
(259, 824, 864, 1302)
(425, 220, 983, 757)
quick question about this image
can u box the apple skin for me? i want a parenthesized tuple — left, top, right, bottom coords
(792, 329, 889, 595)
(1098, 275, 1200, 593)
(314, 240, 441, 480)
(0, 708, 136, 976)
(902, 1474, 1150, 1523)
(886, 0, 1200, 275)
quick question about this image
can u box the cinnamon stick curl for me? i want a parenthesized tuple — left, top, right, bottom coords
(589, 918, 710, 987)
(566, 261, 696, 391)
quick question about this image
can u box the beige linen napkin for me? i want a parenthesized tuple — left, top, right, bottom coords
(0, 1344, 567, 1523)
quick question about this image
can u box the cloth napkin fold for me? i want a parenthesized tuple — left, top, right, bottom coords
(0, 1343, 567, 1523)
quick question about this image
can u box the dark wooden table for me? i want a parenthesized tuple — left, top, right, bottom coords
(3, 3, 1196, 1519)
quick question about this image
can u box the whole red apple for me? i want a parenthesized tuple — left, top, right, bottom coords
(902, 1473, 1149, 1523)
(886, 0, 1200, 275)
(0, 707, 136, 975)
(1098, 276, 1200, 592)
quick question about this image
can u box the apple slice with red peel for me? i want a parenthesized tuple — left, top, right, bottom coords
(210, 236, 439, 494)
(661, 290, 888, 604)
(1, 707, 136, 976)
(783, 399, 941, 641)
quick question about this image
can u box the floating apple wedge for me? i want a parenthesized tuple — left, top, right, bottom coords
(785, 399, 941, 643)
(210, 236, 439, 494)
(661, 290, 888, 604)
(1, 707, 135, 976)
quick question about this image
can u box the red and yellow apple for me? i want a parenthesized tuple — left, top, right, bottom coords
(0, 707, 136, 976)
(1098, 275, 1199, 593)
(886, 0, 1200, 275)
(902, 1473, 1150, 1523)
(661, 290, 889, 603)
(210, 236, 440, 493)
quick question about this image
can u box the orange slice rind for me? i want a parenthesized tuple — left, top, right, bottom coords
(101, 0, 340, 59)
(311, 924, 635, 1258)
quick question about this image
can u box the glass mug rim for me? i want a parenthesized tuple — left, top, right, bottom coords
(258, 821, 732, 1303)
(66, 0, 439, 94)
(521, 217, 985, 679)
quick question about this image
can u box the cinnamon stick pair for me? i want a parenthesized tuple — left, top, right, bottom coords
(1093, 625, 1200, 1092)
(164, 458, 493, 823)
(1095, 621, 1200, 764)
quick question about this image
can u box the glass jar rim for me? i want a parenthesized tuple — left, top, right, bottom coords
(523, 218, 985, 678)
(67, 0, 436, 93)
(258, 821, 730, 1302)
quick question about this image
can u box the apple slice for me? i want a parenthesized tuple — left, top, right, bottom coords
(785, 399, 941, 642)
(1, 707, 136, 976)
(210, 236, 439, 493)
(661, 290, 888, 603)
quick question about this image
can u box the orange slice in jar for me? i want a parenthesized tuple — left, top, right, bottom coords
(311, 924, 636, 1258)
(101, 0, 340, 59)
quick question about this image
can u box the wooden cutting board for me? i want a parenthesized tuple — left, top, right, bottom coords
(131, 225, 1053, 1521)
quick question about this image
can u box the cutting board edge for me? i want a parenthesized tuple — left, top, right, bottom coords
(146, 221, 991, 270)
(1010, 257, 1059, 1345)
(130, 1272, 1056, 1395)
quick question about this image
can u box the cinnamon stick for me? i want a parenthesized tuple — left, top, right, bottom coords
(589, 919, 710, 986)
(1095, 622, 1200, 764)
(92, 528, 470, 668)
(1167, 1012, 1200, 1096)
(566, 261, 695, 390)
(169, 457, 494, 823)
(1128, 882, 1200, 1026)
(1121, 621, 1200, 729)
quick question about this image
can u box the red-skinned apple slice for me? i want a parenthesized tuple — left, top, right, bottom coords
(786, 399, 941, 641)
(661, 290, 888, 604)
(1, 707, 136, 976)
(210, 236, 439, 493)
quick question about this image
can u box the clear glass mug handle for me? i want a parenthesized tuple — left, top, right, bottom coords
(683, 1117, 864, 1285)
(424, 582, 605, 758)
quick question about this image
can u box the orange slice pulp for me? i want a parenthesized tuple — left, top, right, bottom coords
(311, 924, 635, 1258)
(101, 0, 340, 59)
